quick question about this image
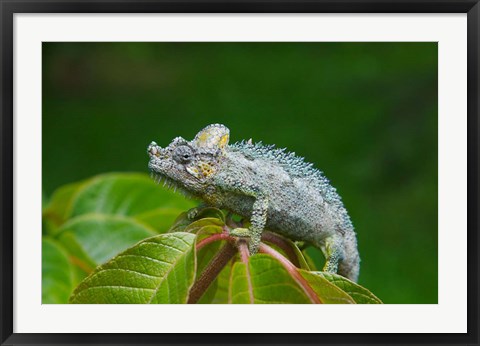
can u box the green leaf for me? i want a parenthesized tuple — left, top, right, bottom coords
(229, 254, 312, 304)
(303, 246, 326, 271)
(68, 173, 196, 232)
(56, 214, 157, 269)
(70, 232, 197, 304)
(299, 270, 355, 304)
(167, 208, 225, 234)
(44, 175, 383, 305)
(262, 232, 311, 270)
(193, 207, 226, 222)
(42, 238, 76, 304)
(43, 181, 84, 234)
(167, 211, 193, 233)
(135, 207, 189, 233)
(290, 242, 311, 270)
(302, 250, 319, 271)
(313, 272, 383, 304)
(184, 218, 225, 234)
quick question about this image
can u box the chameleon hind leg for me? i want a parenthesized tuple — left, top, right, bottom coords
(321, 236, 345, 274)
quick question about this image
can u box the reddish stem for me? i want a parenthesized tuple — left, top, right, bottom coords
(188, 242, 237, 304)
(237, 241, 254, 304)
(261, 231, 301, 267)
(196, 233, 235, 250)
(237, 240, 250, 263)
(192, 230, 320, 304)
(259, 243, 322, 304)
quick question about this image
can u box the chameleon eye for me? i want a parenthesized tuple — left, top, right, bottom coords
(173, 145, 193, 164)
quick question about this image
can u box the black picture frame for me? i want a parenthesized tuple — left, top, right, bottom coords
(1, 1, 478, 345)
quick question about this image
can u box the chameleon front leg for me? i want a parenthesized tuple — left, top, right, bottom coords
(230, 194, 268, 254)
(218, 178, 268, 254)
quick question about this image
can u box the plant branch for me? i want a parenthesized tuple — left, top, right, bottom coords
(259, 243, 322, 304)
(237, 240, 250, 264)
(187, 242, 237, 304)
(196, 232, 235, 250)
(261, 231, 301, 267)
(237, 240, 254, 303)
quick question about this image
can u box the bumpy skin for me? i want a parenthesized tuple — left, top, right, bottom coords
(147, 124, 360, 282)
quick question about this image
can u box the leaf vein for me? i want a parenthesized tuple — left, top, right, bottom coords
(116, 254, 172, 266)
(82, 285, 155, 291)
(97, 268, 160, 279)
(141, 241, 184, 253)
(147, 243, 193, 303)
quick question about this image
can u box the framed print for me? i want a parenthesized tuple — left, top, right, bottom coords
(1, 1, 479, 345)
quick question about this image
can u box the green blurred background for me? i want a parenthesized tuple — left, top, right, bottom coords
(42, 42, 438, 304)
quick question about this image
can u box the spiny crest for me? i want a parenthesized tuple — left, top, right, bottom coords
(231, 140, 323, 179)
(230, 140, 342, 205)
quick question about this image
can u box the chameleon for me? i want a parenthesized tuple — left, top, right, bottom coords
(147, 124, 360, 282)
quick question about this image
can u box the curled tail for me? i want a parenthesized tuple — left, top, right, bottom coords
(338, 230, 360, 282)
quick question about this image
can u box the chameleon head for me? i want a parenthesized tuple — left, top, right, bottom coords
(147, 124, 230, 194)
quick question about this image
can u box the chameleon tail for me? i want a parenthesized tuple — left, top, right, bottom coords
(337, 231, 360, 282)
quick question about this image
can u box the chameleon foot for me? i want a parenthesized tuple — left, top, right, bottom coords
(228, 228, 262, 255)
(228, 227, 251, 238)
(187, 205, 210, 220)
(187, 207, 200, 220)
